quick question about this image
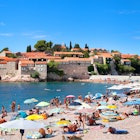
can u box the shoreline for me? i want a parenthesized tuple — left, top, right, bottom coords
(75, 75, 140, 84)
(1, 75, 140, 84)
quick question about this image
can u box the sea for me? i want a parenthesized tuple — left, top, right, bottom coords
(0, 81, 113, 112)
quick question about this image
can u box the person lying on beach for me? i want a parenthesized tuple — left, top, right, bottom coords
(63, 123, 78, 133)
(103, 127, 116, 134)
(46, 127, 53, 135)
(38, 128, 46, 138)
(0, 116, 7, 124)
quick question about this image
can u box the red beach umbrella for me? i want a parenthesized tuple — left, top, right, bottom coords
(66, 95, 75, 98)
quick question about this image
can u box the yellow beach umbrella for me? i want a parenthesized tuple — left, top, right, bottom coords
(26, 114, 44, 120)
(107, 105, 117, 110)
(56, 120, 71, 127)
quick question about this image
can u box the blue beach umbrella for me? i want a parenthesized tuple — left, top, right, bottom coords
(93, 93, 103, 99)
(123, 100, 140, 106)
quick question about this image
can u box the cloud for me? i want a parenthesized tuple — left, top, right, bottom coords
(32, 35, 47, 39)
(22, 32, 33, 36)
(0, 33, 13, 37)
(0, 22, 5, 26)
(118, 10, 140, 15)
(21, 31, 49, 39)
(133, 36, 140, 40)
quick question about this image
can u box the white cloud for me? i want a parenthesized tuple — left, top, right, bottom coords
(22, 32, 33, 36)
(133, 36, 140, 40)
(0, 33, 13, 37)
(0, 22, 5, 26)
(118, 10, 140, 15)
(32, 35, 47, 39)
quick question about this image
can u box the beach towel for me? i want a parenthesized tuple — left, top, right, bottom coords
(115, 130, 128, 134)
(26, 132, 43, 139)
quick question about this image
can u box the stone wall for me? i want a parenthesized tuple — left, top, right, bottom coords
(47, 62, 90, 81)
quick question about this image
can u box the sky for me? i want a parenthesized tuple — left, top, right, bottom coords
(0, 0, 140, 55)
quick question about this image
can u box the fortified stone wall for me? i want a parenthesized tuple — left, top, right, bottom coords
(58, 63, 90, 79)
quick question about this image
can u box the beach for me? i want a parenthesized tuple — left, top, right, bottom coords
(1, 95, 140, 140)
(0, 76, 140, 140)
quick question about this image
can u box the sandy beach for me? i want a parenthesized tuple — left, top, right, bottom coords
(1, 76, 140, 140)
(1, 101, 140, 140)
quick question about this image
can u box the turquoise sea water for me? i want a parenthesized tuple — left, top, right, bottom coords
(0, 82, 112, 112)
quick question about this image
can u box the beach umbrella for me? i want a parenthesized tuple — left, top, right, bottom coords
(69, 102, 82, 106)
(96, 105, 108, 110)
(85, 93, 93, 98)
(31, 98, 38, 102)
(26, 114, 44, 120)
(36, 101, 50, 107)
(123, 100, 140, 106)
(100, 111, 118, 119)
(74, 99, 83, 103)
(93, 93, 103, 99)
(107, 105, 117, 110)
(66, 95, 75, 98)
(99, 101, 107, 105)
(80, 102, 92, 109)
(56, 120, 71, 127)
(24, 99, 35, 104)
(0, 118, 46, 140)
(69, 102, 82, 109)
(49, 107, 64, 114)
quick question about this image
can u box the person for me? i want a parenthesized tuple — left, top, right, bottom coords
(78, 113, 85, 129)
(17, 104, 20, 111)
(28, 109, 33, 115)
(11, 101, 16, 112)
(107, 127, 116, 134)
(1, 110, 7, 118)
(1, 105, 5, 114)
(46, 127, 53, 135)
(39, 128, 46, 138)
(86, 115, 96, 126)
(0, 116, 7, 124)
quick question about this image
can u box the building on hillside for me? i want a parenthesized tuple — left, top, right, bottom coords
(121, 54, 136, 59)
(121, 59, 131, 66)
(0, 51, 13, 57)
(53, 51, 84, 58)
(0, 57, 18, 79)
(97, 53, 113, 64)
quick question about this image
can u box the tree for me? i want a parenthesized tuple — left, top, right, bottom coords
(30, 71, 40, 78)
(0, 47, 9, 53)
(46, 41, 53, 49)
(130, 55, 140, 74)
(26, 45, 32, 52)
(88, 65, 94, 72)
(47, 60, 64, 76)
(74, 44, 80, 48)
(34, 40, 48, 52)
(83, 51, 89, 58)
(118, 64, 135, 74)
(96, 63, 110, 75)
(85, 44, 89, 49)
(69, 41, 72, 50)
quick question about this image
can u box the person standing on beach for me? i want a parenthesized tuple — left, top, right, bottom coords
(11, 100, 16, 112)
(17, 104, 20, 111)
(1, 105, 5, 114)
